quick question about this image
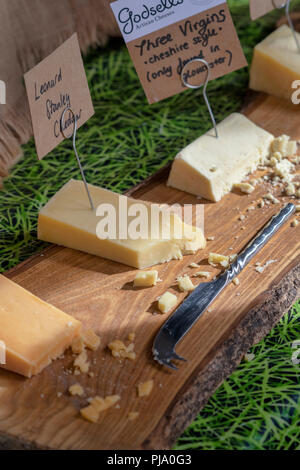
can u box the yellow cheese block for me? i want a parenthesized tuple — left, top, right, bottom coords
(0, 275, 81, 377)
(249, 25, 300, 101)
(167, 113, 274, 202)
(38, 179, 206, 269)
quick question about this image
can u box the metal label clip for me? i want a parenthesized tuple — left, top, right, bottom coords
(273, 0, 300, 53)
(181, 58, 218, 138)
(60, 106, 95, 211)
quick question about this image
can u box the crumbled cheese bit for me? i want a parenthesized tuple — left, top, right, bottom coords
(108, 340, 136, 360)
(128, 411, 139, 421)
(286, 140, 297, 157)
(80, 404, 99, 423)
(234, 183, 255, 194)
(177, 275, 195, 292)
(255, 259, 277, 273)
(244, 353, 255, 362)
(285, 183, 296, 196)
(74, 350, 90, 374)
(194, 271, 210, 278)
(258, 199, 265, 208)
(291, 219, 299, 227)
(189, 262, 201, 268)
(133, 270, 158, 287)
(88, 371, 94, 378)
(296, 205, 300, 212)
(137, 380, 153, 397)
(229, 254, 238, 263)
(72, 336, 84, 355)
(91, 395, 120, 412)
(239, 214, 245, 221)
(232, 278, 240, 286)
(69, 383, 84, 396)
(80, 395, 120, 423)
(274, 160, 294, 180)
(263, 193, 280, 204)
(208, 253, 229, 269)
(157, 292, 177, 314)
(82, 329, 101, 351)
(128, 332, 135, 342)
(206, 236, 215, 241)
(271, 134, 290, 155)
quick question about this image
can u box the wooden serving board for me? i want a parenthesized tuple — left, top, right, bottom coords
(0, 93, 299, 450)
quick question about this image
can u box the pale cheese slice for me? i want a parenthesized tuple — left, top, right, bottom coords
(249, 25, 300, 101)
(167, 113, 274, 202)
(38, 180, 206, 269)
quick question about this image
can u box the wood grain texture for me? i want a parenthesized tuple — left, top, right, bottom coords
(0, 93, 299, 450)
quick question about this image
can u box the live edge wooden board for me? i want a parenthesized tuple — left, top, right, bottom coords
(0, 93, 299, 450)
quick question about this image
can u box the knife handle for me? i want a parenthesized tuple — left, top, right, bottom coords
(223, 203, 296, 284)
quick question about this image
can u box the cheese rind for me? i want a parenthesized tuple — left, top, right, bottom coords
(38, 180, 206, 269)
(249, 25, 300, 101)
(0, 275, 81, 377)
(167, 113, 274, 202)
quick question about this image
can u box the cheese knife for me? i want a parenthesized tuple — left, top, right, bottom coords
(153, 203, 296, 370)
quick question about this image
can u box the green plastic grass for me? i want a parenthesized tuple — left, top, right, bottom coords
(0, 0, 299, 450)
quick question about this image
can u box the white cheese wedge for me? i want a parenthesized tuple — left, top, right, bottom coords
(249, 25, 300, 101)
(167, 113, 274, 202)
(38, 179, 206, 269)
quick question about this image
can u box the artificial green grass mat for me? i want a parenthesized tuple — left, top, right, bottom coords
(0, 0, 299, 450)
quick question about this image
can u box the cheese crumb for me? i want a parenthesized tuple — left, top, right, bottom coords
(69, 383, 84, 396)
(108, 340, 136, 360)
(232, 278, 240, 286)
(234, 183, 255, 194)
(80, 395, 120, 423)
(128, 332, 135, 342)
(263, 193, 280, 204)
(74, 350, 90, 374)
(189, 262, 201, 268)
(177, 276, 195, 292)
(128, 411, 139, 421)
(285, 183, 296, 196)
(134, 270, 158, 287)
(208, 253, 229, 269)
(194, 271, 210, 278)
(80, 404, 99, 423)
(72, 336, 84, 355)
(137, 380, 154, 397)
(274, 160, 294, 180)
(291, 219, 299, 227)
(296, 205, 300, 212)
(206, 236, 215, 241)
(83, 329, 101, 351)
(255, 259, 277, 273)
(229, 254, 238, 263)
(158, 292, 177, 314)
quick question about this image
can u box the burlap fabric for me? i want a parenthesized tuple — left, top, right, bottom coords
(0, 0, 119, 186)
